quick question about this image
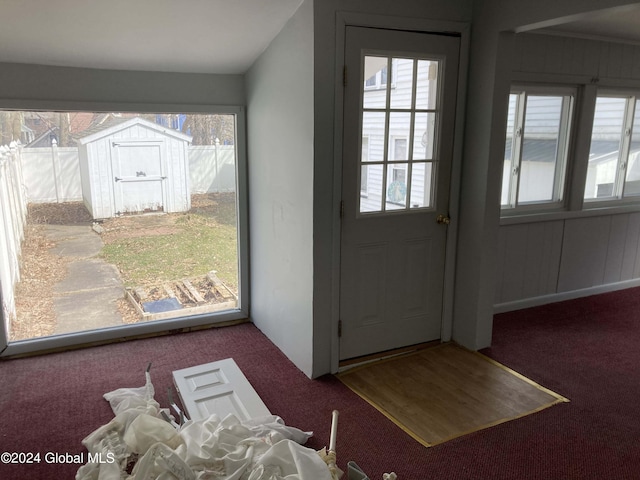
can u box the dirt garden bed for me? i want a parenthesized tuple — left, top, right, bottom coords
(125, 271, 237, 322)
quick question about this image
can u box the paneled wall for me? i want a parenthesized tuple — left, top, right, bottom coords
(495, 214, 640, 307)
(512, 34, 640, 80)
(495, 33, 640, 311)
(495, 220, 563, 304)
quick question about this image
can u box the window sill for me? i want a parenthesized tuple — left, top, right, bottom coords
(500, 202, 640, 226)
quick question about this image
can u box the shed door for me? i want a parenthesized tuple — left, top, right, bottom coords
(112, 141, 167, 215)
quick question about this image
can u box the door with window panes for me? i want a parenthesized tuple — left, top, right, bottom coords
(339, 26, 460, 360)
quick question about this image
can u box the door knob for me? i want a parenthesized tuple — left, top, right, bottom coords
(436, 214, 451, 225)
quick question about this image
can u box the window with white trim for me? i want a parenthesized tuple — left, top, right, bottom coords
(584, 93, 640, 201)
(501, 87, 574, 210)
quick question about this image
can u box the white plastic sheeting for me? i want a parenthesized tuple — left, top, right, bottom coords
(76, 371, 332, 480)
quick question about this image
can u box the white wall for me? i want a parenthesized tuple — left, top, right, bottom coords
(0, 62, 244, 107)
(245, 0, 315, 377)
(496, 214, 640, 310)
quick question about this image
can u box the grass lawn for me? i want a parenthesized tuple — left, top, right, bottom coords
(100, 193, 238, 291)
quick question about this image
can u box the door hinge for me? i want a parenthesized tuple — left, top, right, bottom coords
(343, 66, 347, 87)
(338, 319, 343, 337)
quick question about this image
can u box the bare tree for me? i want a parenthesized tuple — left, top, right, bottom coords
(0, 111, 24, 145)
(181, 114, 234, 145)
(58, 112, 71, 147)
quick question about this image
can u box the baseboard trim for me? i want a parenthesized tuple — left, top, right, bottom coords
(493, 278, 640, 314)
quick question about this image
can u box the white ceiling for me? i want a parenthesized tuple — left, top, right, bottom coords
(535, 5, 640, 45)
(3, 1, 639, 75)
(0, 0, 303, 74)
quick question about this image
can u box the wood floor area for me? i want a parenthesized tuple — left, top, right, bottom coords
(337, 343, 568, 447)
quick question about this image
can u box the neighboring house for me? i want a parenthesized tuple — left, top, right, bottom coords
(20, 124, 34, 145)
(25, 112, 120, 147)
(26, 126, 60, 148)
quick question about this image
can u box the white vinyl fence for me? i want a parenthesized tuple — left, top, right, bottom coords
(0, 142, 28, 328)
(20, 142, 236, 204)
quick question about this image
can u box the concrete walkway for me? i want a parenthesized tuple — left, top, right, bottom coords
(45, 223, 125, 334)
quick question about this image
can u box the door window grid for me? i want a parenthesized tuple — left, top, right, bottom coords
(359, 55, 440, 214)
(361, 136, 369, 196)
(365, 63, 388, 89)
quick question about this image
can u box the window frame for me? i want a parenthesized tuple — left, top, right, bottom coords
(583, 90, 640, 207)
(501, 85, 576, 214)
(0, 102, 249, 358)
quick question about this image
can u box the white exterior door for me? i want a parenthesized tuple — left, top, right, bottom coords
(112, 141, 167, 215)
(339, 26, 460, 360)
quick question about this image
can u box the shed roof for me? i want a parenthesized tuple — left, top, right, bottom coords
(78, 116, 192, 145)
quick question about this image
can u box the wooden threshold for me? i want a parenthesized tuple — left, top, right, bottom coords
(339, 340, 441, 370)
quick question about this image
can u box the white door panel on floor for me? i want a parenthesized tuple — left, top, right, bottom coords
(172, 358, 270, 422)
(340, 26, 460, 360)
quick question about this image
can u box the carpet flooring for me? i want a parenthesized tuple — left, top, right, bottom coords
(2, 287, 640, 479)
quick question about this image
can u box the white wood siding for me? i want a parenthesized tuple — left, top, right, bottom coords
(495, 221, 563, 304)
(496, 214, 640, 306)
(512, 35, 640, 80)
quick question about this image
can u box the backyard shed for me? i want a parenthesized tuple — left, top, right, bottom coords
(78, 117, 192, 219)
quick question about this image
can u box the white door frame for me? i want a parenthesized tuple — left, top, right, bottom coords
(330, 12, 470, 372)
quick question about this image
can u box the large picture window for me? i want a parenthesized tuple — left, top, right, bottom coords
(501, 87, 574, 210)
(0, 108, 247, 352)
